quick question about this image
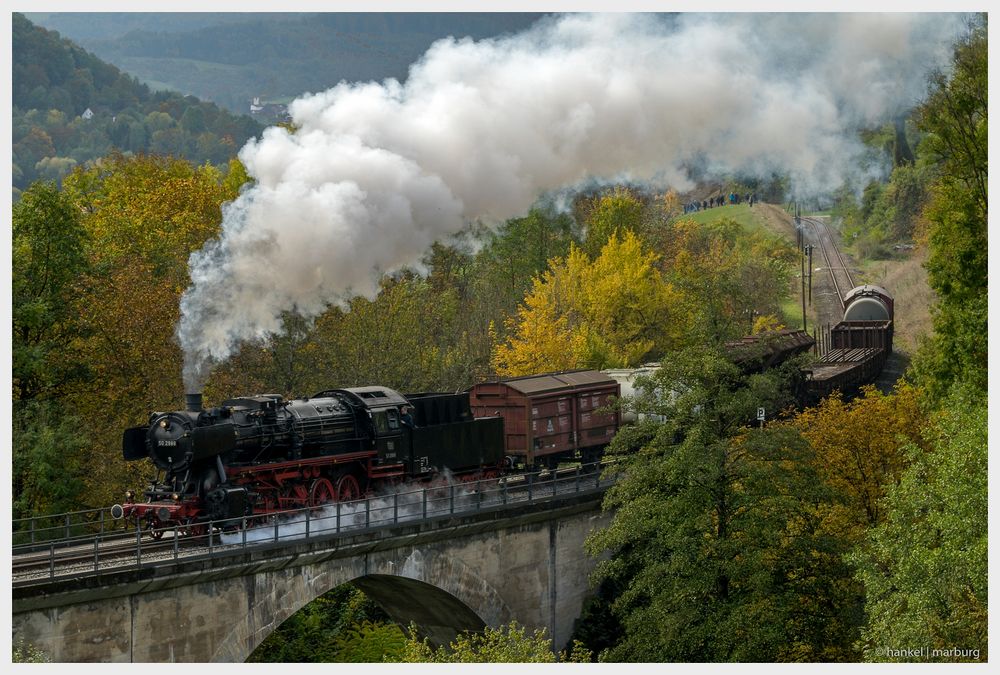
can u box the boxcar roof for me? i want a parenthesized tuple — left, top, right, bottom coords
(490, 370, 617, 395)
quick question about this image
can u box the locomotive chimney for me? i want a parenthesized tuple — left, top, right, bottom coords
(185, 392, 203, 412)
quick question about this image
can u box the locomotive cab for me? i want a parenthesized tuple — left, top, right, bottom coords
(315, 386, 412, 475)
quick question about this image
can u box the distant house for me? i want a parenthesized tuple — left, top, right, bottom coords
(249, 96, 291, 124)
(81, 108, 94, 120)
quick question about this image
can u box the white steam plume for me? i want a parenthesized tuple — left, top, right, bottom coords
(218, 474, 492, 545)
(179, 12, 965, 388)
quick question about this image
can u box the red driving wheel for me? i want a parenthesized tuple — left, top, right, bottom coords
(336, 474, 361, 502)
(309, 478, 336, 506)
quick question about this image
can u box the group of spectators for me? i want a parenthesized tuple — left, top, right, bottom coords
(682, 191, 758, 214)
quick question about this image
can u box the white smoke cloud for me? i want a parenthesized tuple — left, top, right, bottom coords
(179, 12, 965, 388)
(219, 475, 496, 546)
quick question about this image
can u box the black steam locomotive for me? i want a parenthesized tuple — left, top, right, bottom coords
(114, 388, 505, 536)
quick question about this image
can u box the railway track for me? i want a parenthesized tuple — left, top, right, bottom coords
(803, 215, 855, 308)
(12, 526, 224, 579)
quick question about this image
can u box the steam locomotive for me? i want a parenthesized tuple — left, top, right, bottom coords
(114, 371, 621, 536)
(114, 388, 506, 536)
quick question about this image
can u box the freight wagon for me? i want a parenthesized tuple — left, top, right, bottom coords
(469, 370, 620, 469)
(805, 284, 895, 403)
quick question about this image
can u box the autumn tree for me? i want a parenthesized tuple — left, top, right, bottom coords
(54, 154, 243, 506)
(656, 217, 796, 342)
(493, 231, 686, 375)
(789, 383, 926, 540)
(489, 272, 586, 376)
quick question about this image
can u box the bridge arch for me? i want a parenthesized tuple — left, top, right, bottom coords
(211, 547, 513, 662)
(14, 491, 609, 662)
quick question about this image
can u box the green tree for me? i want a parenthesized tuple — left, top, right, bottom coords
(249, 585, 392, 662)
(585, 349, 860, 661)
(656, 217, 796, 343)
(333, 621, 408, 662)
(582, 186, 646, 257)
(12, 639, 50, 663)
(400, 621, 590, 663)
(474, 204, 579, 310)
(911, 18, 987, 398)
(851, 385, 986, 662)
(12, 181, 90, 401)
(12, 401, 88, 520)
(180, 105, 207, 134)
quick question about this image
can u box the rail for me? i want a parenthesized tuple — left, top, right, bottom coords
(802, 215, 855, 309)
(12, 461, 615, 588)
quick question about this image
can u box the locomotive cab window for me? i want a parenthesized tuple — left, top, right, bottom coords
(374, 412, 389, 433)
(386, 409, 399, 430)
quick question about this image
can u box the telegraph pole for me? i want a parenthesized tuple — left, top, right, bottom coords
(801, 238, 807, 331)
(806, 244, 814, 304)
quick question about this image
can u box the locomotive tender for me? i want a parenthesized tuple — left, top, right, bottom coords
(115, 371, 620, 535)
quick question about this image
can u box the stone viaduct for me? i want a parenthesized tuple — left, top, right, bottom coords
(12, 490, 610, 662)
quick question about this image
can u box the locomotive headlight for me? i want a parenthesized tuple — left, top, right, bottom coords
(159, 419, 168, 429)
(171, 493, 180, 502)
(125, 490, 135, 501)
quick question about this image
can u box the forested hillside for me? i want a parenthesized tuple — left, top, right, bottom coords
(11, 14, 985, 666)
(24, 12, 542, 113)
(12, 13, 262, 199)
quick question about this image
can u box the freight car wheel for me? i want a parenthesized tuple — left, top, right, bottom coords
(336, 474, 361, 502)
(309, 478, 336, 507)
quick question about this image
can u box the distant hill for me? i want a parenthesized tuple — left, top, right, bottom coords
(12, 13, 263, 199)
(23, 12, 544, 113)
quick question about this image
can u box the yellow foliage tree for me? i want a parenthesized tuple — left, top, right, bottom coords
(493, 231, 686, 376)
(751, 314, 785, 334)
(490, 272, 586, 377)
(788, 383, 926, 541)
(56, 154, 244, 505)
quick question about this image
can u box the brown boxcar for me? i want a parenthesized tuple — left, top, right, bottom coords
(468, 370, 620, 468)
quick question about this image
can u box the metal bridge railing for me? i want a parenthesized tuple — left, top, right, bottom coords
(12, 461, 616, 588)
(13, 506, 127, 549)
